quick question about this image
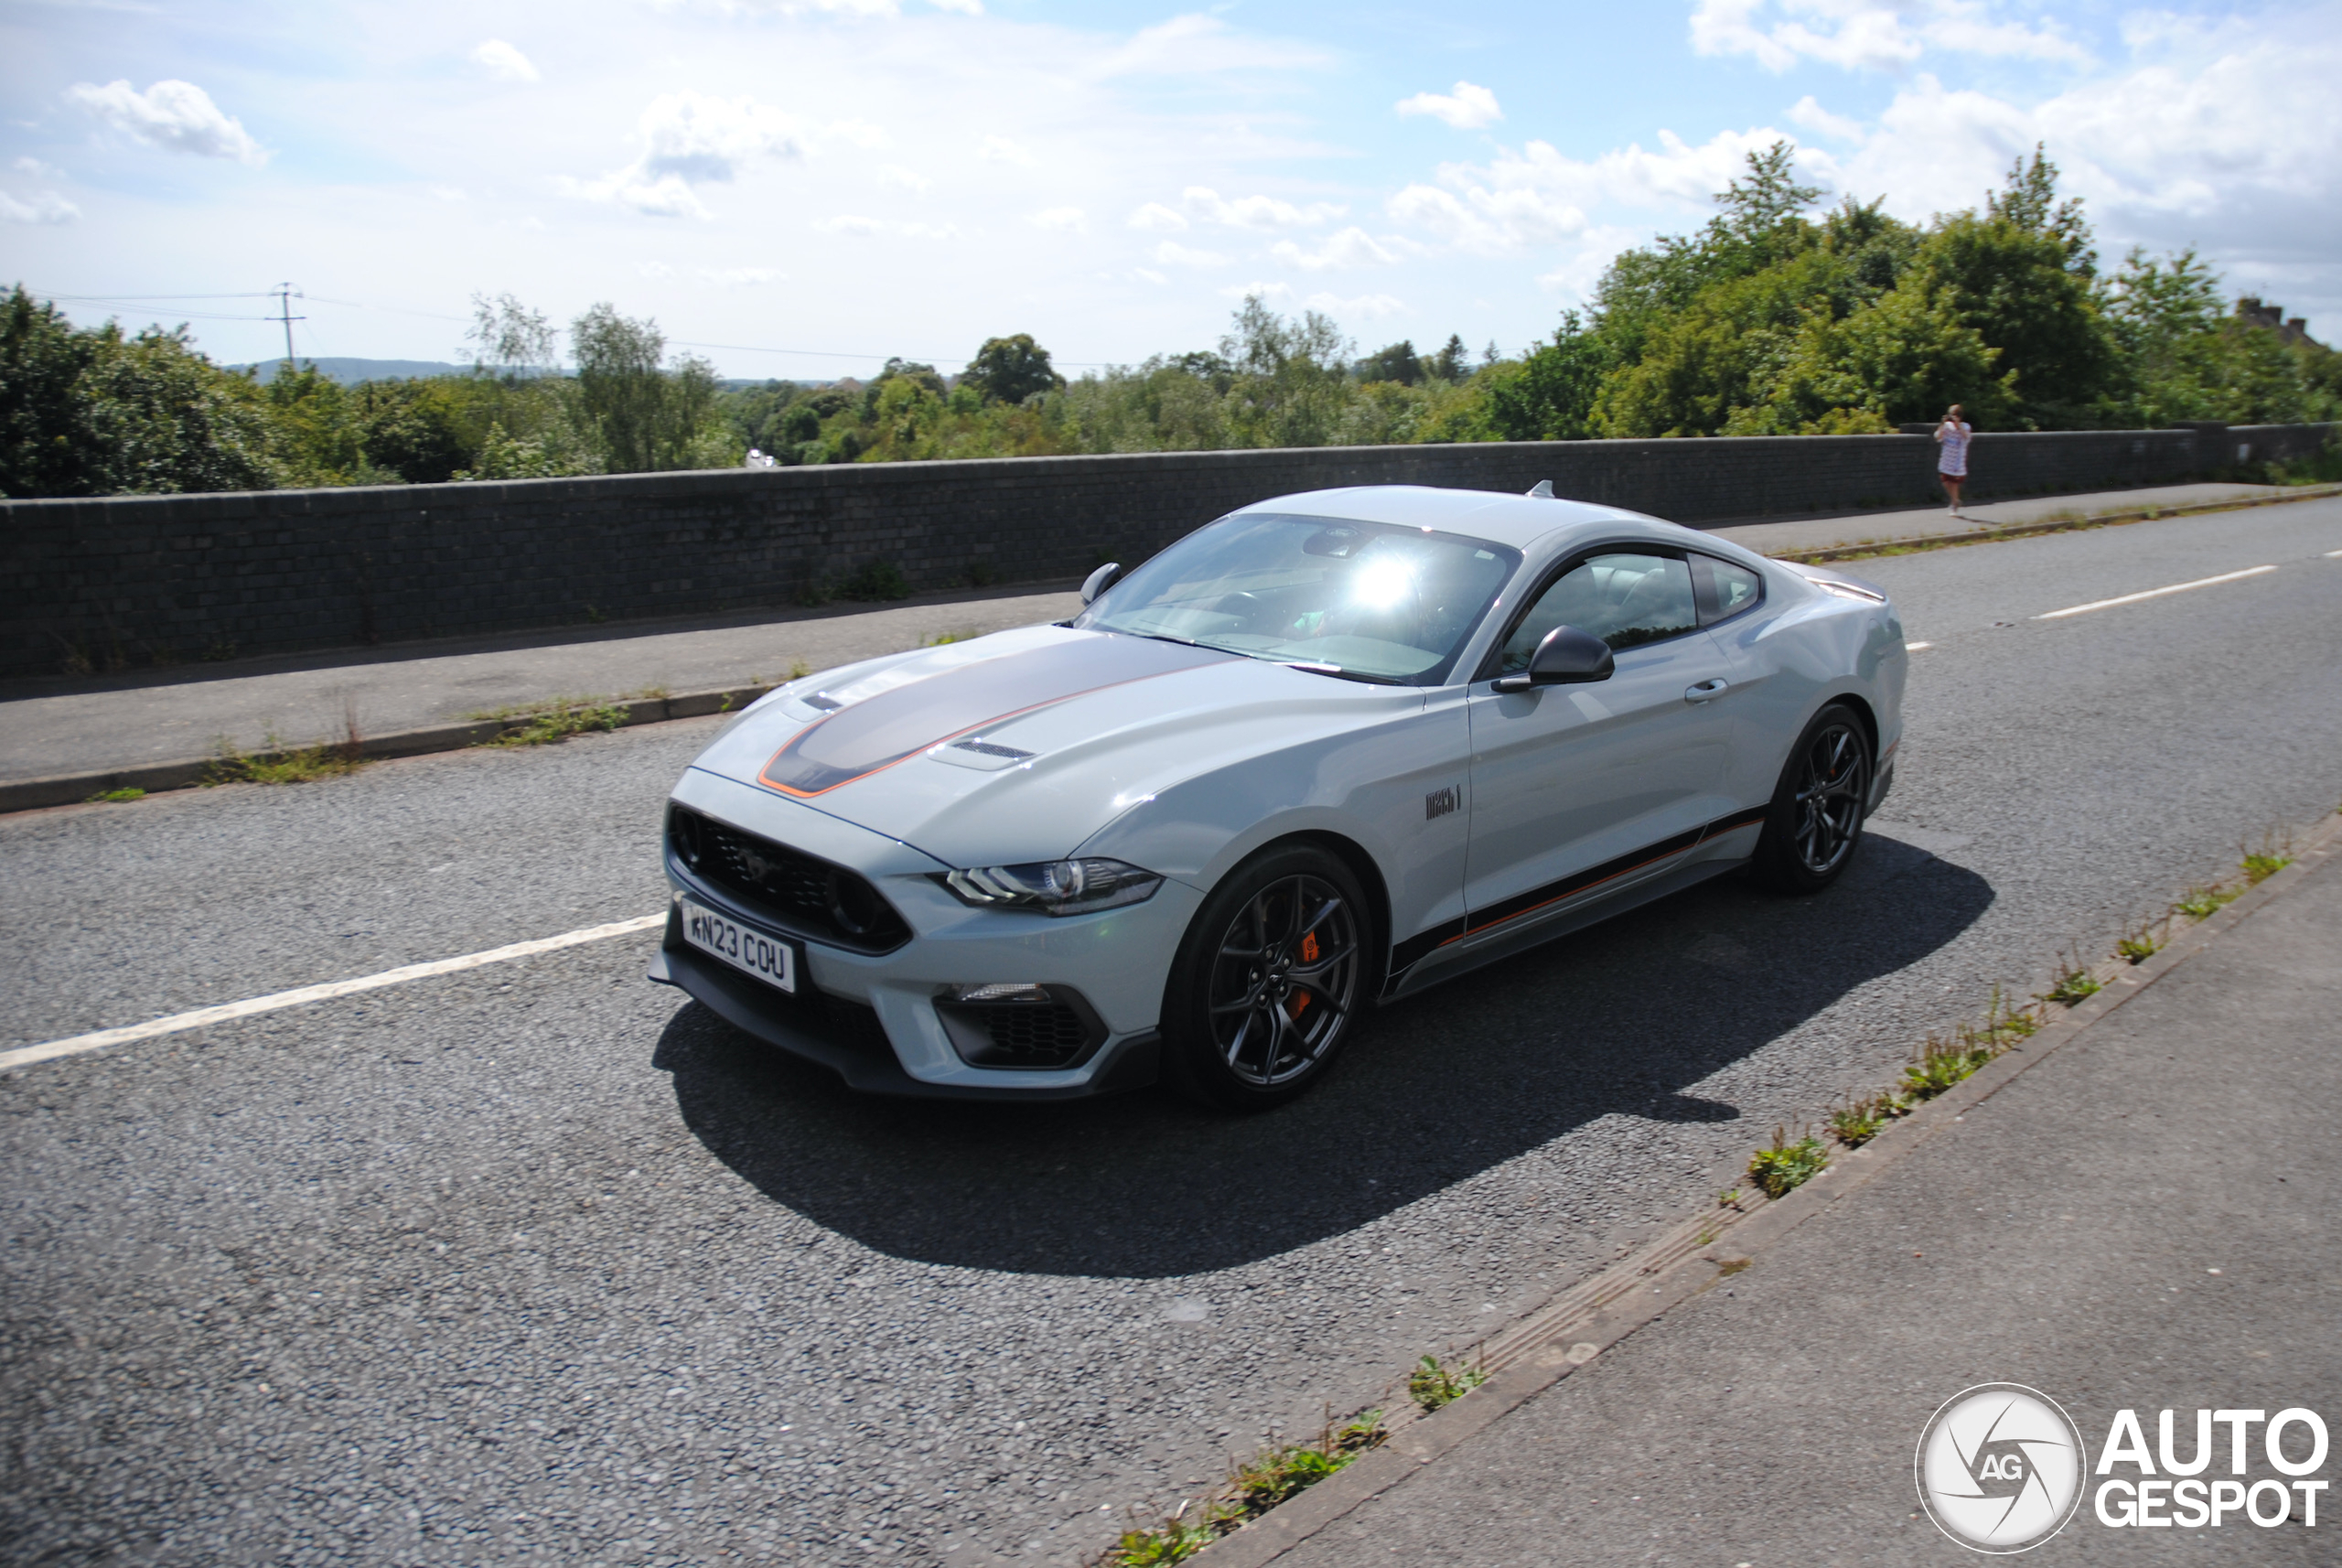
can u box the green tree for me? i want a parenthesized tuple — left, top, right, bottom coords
(1480, 313, 1609, 439)
(1, 287, 279, 498)
(1356, 339, 1425, 386)
(962, 334, 1064, 405)
(570, 303, 732, 472)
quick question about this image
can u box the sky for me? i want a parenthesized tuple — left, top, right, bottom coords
(2, 0, 2337, 381)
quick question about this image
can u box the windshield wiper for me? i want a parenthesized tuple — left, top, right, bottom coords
(1281, 660, 1405, 685)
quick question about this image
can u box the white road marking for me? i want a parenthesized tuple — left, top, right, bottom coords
(2035, 564, 2278, 620)
(1905, 641, 1933, 650)
(2326, 548, 2342, 558)
(1, 913, 666, 1073)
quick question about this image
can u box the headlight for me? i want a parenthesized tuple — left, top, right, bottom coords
(937, 857, 1164, 917)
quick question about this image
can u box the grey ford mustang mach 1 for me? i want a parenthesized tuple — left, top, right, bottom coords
(651, 483, 1907, 1107)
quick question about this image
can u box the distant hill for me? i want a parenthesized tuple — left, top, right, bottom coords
(236, 357, 477, 383)
(231, 359, 829, 391)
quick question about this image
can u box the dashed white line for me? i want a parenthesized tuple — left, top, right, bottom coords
(2035, 564, 2279, 620)
(2326, 548, 2342, 558)
(1, 913, 666, 1073)
(1905, 641, 1933, 651)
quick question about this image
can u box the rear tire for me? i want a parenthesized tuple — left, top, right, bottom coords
(1160, 844, 1373, 1111)
(1751, 703, 1872, 895)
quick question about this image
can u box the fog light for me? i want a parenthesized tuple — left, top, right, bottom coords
(951, 983, 1051, 1004)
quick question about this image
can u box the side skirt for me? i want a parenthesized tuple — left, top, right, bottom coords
(1380, 851, 1749, 1002)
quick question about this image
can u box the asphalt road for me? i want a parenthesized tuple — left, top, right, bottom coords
(5, 498, 2341, 1566)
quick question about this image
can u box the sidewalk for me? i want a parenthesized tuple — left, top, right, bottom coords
(1241, 827, 2342, 1564)
(0, 478, 2316, 797)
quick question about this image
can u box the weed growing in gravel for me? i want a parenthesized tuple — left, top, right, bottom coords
(205, 707, 368, 786)
(85, 786, 146, 803)
(1747, 1127, 1830, 1198)
(2039, 966, 2102, 1006)
(481, 696, 629, 747)
(2174, 886, 2239, 920)
(2115, 916, 2164, 965)
(2240, 831, 2294, 885)
(1407, 1355, 1487, 1413)
(1825, 1093, 1896, 1148)
(1098, 1412, 1386, 1566)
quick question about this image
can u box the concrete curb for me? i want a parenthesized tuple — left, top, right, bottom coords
(1185, 809, 2342, 1568)
(1770, 480, 2342, 564)
(0, 683, 773, 814)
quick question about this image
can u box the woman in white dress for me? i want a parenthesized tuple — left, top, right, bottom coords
(1934, 404, 1971, 514)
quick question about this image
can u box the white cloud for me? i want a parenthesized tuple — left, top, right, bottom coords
(67, 79, 264, 163)
(813, 214, 961, 239)
(701, 266, 784, 285)
(1390, 124, 1824, 255)
(822, 119, 890, 149)
(428, 184, 468, 201)
(1131, 267, 1168, 285)
(639, 261, 677, 278)
(877, 164, 929, 192)
(1788, 94, 1865, 143)
(469, 39, 540, 82)
(1182, 186, 1345, 230)
(977, 135, 1035, 166)
(1096, 13, 1332, 77)
(1219, 279, 1294, 300)
(1689, 0, 2087, 75)
(661, 0, 983, 15)
(1, 188, 80, 224)
(1270, 227, 1415, 271)
(1154, 240, 1230, 268)
(13, 156, 66, 179)
(1030, 206, 1086, 232)
(568, 90, 804, 218)
(1395, 81, 1502, 131)
(1126, 202, 1187, 231)
(1303, 291, 1405, 320)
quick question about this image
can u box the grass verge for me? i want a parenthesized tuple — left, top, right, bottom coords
(204, 705, 368, 786)
(472, 695, 631, 747)
(1100, 1412, 1386, 1566)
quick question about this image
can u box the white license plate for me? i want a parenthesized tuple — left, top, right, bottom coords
(678, 897, 800, 993)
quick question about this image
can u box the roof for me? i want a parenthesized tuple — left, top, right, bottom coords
(1235, 484, 1669, 551)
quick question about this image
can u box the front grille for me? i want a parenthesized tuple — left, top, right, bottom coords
(937, 993, 1106, 1070)
(667, 804, 910, 953)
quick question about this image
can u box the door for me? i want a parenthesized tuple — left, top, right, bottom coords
(1460, 548, 1738, 940)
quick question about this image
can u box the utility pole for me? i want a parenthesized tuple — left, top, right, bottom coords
(272, 283, 306, 374)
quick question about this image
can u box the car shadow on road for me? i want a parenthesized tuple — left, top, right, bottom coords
(654, 834, 1993, 1277)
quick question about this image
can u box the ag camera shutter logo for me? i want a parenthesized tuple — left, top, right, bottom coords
(1916, 1383, 2086, 1552)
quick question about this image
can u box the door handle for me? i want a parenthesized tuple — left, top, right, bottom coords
(1684, 678, 1728, 703)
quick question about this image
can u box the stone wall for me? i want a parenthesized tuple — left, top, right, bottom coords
(2, 421, 2330, 680)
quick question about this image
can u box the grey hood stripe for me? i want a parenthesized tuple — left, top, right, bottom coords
(757, 634, 1237, 797)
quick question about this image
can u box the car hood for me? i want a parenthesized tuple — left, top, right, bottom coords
(686, 623, 1422, 869)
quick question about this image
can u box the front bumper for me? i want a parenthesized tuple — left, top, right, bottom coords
(650, 768, 1199, 1099)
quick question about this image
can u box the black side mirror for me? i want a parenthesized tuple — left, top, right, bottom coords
(1492, 624, 1614, 692)
(1081, 562, 1123, 605)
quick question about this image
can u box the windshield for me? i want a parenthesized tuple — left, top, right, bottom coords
(1074, 512, 1521, 685)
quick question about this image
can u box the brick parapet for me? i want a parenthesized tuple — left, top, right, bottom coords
(2, 424, 2332, 679)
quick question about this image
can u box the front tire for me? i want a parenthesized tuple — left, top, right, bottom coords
(1751, 703, 1872, 895)
(1161, 844, 1372, 1111)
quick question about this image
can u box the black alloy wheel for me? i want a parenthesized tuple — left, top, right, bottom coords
(1753, 703, 1872, 894)
(1163, 845, 1370, 1110)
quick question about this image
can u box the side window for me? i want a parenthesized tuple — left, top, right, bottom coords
(1499, 552, 1700, 671)
(1691, 553, 1765, 624)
